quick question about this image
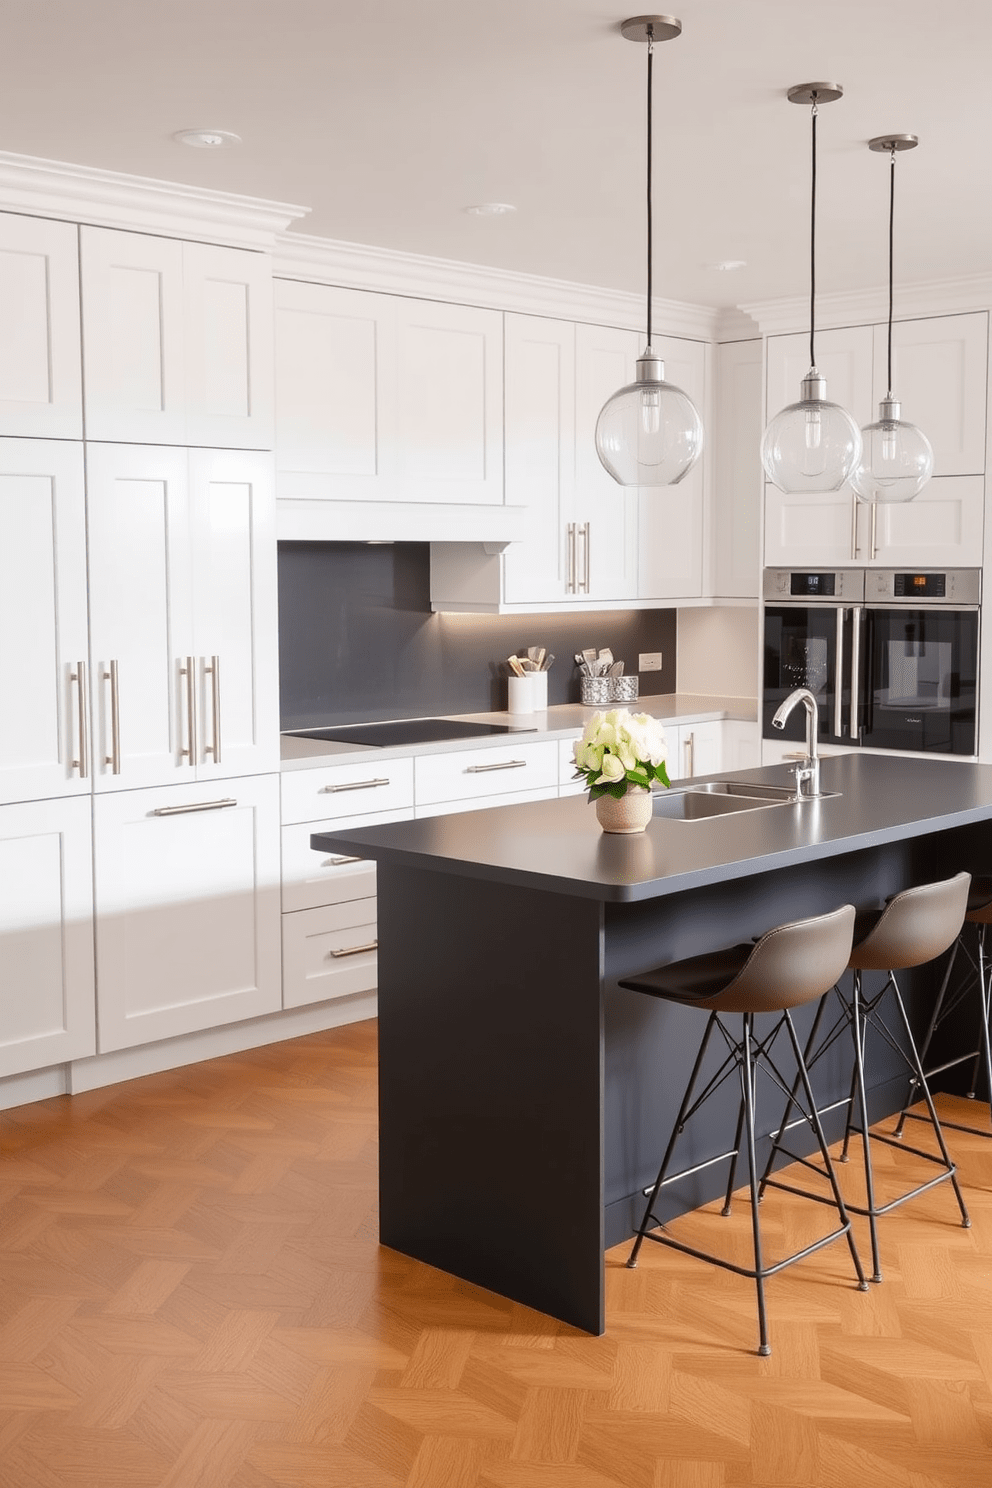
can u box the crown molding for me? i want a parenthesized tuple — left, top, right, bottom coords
(274, 229, 720, 341)
(0, 151, 309, 249)
(714, 306, 762, 343)
(742, 273, 992, 337)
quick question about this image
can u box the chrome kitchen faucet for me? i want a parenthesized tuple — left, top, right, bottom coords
(772, 687, 822, 798)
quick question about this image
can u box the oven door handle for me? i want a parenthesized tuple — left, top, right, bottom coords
(850, 606, 864, 740)
(834, 608, 847, 739)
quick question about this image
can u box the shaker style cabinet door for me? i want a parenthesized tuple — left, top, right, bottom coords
(86, 443, 195, 793)
(184, 241, 274, 450)
(0, 212, 82, 439)
(763, 324, 874, 567)
(93, 774, 281, 1052)
(0, 440, 90, 804)
(80, 227, 187, 445)
(0, 795, 95, 1078)
(502, 313, 575, 604)
(638, 334, 707, 600)
(573, 322, 639, 600)
(873, 312, 988, 477)
(188, 449, 280, 780)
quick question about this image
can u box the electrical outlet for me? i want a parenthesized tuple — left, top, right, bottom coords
(639, 652, 662, 672)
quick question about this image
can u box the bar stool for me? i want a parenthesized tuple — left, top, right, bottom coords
(894, 875, 992, 1142)
(620, 904, 868, 1358)
(764, 872, 972, 1286)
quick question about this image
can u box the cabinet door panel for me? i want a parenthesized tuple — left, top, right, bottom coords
(94, 775, 281, 1051)
(503, 314, 574, 603)
(0, 440, 90, 803)
(0, 796, 95, 1077)
(639, 335, 706, 599)
(184, 242, 274, 449)
(713, 339, 762, 598)
(395, 299, 503, 504)
(870, 474, 984, 567)
(274, 280, 396, 497)
(282, 899, 378, 1009)
(0, 213, 82, 438)
(189, 450, 279, 779)
(574, 323, 638, 599)
(874, 313, 987, 476)
(81, 228, 187, 444)
(86, 444, 193, 791)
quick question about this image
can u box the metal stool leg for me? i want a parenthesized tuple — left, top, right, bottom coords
(740, 1015, 771, 1357)
(850, 970, 884, 1283)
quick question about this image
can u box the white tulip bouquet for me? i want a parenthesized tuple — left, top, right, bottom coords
(572, 709, 670, 802)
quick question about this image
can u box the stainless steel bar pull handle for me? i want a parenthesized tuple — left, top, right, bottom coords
(834, 608, 847, 739)
(870, 502, 878, 562)
(330, 939, 378, 959)
(465, 759, 526, 773)
(850, 498, 859, 559)
(566, 523, 576, 593)
(684, 732, 694, 778)
(180, 656, 197, 763)
(323, 854, 364, 866)
(104, 659, 121, 774)
(152, 797, 237, 817)
(578, 522, 591, 593)
(322, 778, 391, 793)
(850, 607, 863, 739)
(204, 655, 221, 763)
(70, 659, 88, 778)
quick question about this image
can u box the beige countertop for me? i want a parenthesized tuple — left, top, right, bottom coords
(279, 693, 757, 771)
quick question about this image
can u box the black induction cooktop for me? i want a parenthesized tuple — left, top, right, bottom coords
(285, 719, 539, 748)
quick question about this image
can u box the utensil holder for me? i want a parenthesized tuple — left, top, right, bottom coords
(580, 676, 612, 707)
(610, 674, 639, 703)
(508, 671, 548, 714)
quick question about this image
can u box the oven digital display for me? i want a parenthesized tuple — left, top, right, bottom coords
(893, 572, 946, 598)
(789, 571, 836, 597)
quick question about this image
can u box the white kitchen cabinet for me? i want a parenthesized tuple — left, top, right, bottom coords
(763, 324, 875, 567)
(861, 474, 984, 567)
(86, 444, 278, 792)
(558, 736, 585, 796)
(0, 440, 91, 804)
(414, 740, 559, 811)
(282, 898, 379, 1010)
(0, 795, 95, 1078)
(274, 279, 503, 505)
(93, 774, 281, 1051)
(81, 227, 273, 448)
(573, 322, 639, 600)
(872, 312, 987, 477)
(721, 720, 761, 772)
(638, 335, 708, 600)
(667, 720, 723, 781)
(712, 339, 762, 598)
(0, 212, 82, 439)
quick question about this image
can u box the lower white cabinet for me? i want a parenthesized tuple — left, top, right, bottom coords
(667, 720, 723, 781)
(283, 899, 379, 1010)
(0, 796, 96, 1078)
(93, 774, 281, 1051)
(414, 741, 559, 812)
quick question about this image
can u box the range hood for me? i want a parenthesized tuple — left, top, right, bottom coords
(276, 497, 527, 544)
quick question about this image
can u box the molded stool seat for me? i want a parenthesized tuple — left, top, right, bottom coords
(620, 903, 868, 1357)
(894, 874, 992, 1142)
(763, 872, 972, 1285)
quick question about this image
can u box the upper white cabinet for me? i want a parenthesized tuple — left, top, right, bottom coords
(638, 334, 707, 601)
(712, 339, 762, 598)
(0, 439, 90, 805)
(764, 314, 988, 569)
(0, 212, 82, 440)
(86, 443, 278, 793)
(80, 227, 273, 448)
(573, 322, 639, 601)
(274, 279, 503, 505)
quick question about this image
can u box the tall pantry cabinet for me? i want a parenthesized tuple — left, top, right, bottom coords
(0, 211, 281, 1081)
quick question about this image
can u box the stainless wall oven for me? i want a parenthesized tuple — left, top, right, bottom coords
(763, 568, 980, 757)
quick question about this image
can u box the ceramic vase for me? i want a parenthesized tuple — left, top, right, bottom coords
(594, 785, 653, 834)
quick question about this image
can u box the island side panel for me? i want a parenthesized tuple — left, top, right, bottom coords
(375, 862, 607, 1335)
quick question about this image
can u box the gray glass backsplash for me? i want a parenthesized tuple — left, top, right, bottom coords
(278, 542, 677, 728)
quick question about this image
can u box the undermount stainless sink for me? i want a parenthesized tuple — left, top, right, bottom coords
(651, 779, 834, 821)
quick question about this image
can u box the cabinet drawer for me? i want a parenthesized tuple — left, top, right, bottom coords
(414, 741, 558, 806)
(282, 807, 408, 911)
(282, 899, 377, 1009)
(415, 784, 559, 819)
(281, 756, 414, 824)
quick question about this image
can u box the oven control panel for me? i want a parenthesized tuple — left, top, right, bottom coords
(866, 568, 981, 606)
(762, 568, 865, 602)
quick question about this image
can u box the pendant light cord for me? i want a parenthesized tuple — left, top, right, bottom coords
(887, 146, 896, 397)
(809, 96, 818, 370)
(646, 28, 654, 348)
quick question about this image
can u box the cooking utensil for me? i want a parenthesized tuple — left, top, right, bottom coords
(597, 648, 614, 674)
(541, 654, 555, 671)
(582, 648, 597, 675)
(507, 655, 527, 677)
(607, 660, 624, 676)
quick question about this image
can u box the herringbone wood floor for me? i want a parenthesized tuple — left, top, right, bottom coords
(2, 1018, 992, 1487)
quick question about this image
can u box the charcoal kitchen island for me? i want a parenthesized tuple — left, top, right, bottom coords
(311, 753, 992, 1334)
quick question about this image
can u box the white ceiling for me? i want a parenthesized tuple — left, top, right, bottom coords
(4, 1, 989, 311)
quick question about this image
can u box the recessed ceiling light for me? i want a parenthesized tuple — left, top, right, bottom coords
(463, 202, 517, 216)
(173, 129, 242, 149)
(706, 259, 747, 272)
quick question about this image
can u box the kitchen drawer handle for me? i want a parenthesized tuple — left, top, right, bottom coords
(152, 797, 238, 817)
(104, 658, 121, 774)
(204, 655, 221, 763)
(330, 939, 378, 959)
(180, 656, 197, 763)
(323, 854, 365, 866)
(465, 759, 527, 773)
(70, 659, 88, 778)
(321, 778, 391, 793)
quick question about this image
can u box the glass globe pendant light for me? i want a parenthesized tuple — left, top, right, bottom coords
(595, 16, 703, 487)
(850, 135, 933, 504)
(761, 84, 863, 494)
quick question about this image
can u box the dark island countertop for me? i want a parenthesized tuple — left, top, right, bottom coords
(311, 753, 992, 903)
